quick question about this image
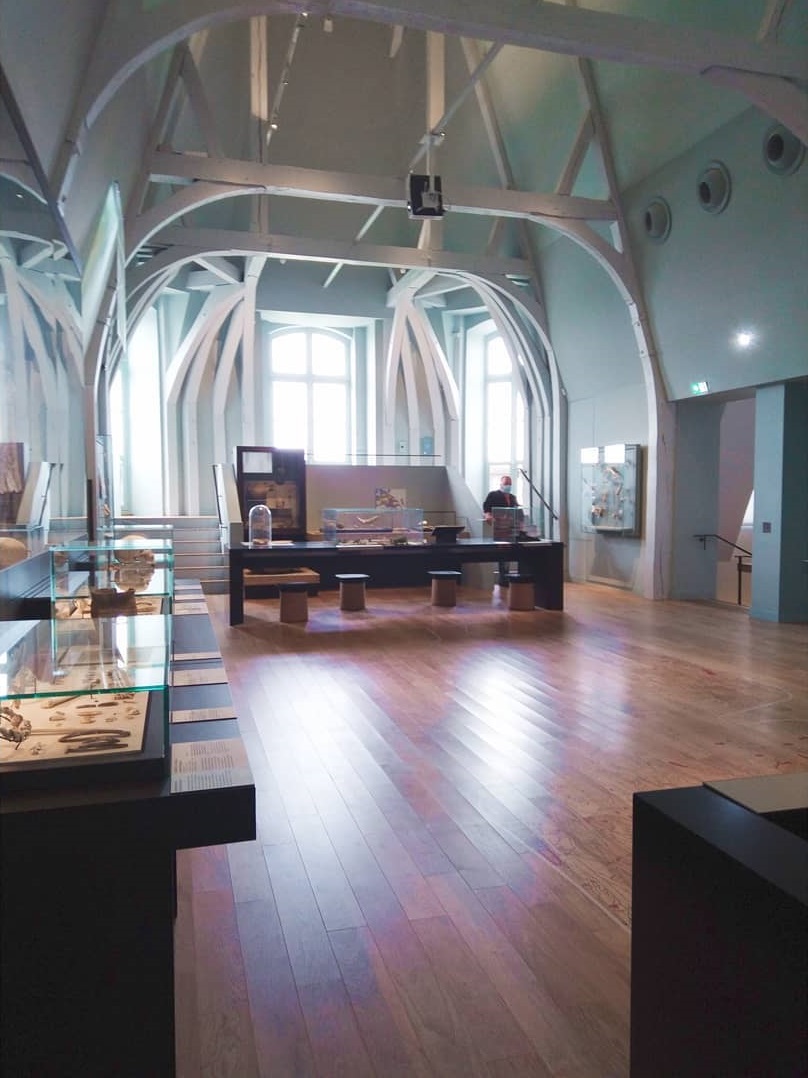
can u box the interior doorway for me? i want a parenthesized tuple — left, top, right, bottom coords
(716, 397, 755, 606)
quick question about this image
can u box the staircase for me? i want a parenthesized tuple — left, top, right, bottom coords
(116, 516, 229, 594)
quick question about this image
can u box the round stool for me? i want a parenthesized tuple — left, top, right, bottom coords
(335, 573, 369, 611)
(429, 570, 461, 607)
(278, 581, 310, 623)
(507, 574, 535, 611)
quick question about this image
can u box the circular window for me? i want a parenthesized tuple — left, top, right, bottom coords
(697, 161, 731, 214)
(642, 197, 672, 242)
(763, 124, 805, 176)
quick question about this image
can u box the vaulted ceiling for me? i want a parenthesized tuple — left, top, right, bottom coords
(1, 0, 806, 345)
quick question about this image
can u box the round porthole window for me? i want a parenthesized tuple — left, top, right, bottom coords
(642, 197, 672, 242)
(697, 161, 731, 214)
(763, 124, 805, 176)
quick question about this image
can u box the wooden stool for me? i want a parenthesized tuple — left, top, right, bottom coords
(507, 573, 535, 611)
(278, 581, 310, 623)
(429, 570, 461, 607)
(335, 573, 369, 611)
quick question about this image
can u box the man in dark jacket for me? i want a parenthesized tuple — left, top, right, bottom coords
(483, 475, 520, 586)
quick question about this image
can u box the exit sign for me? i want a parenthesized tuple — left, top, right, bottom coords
(690, 380, 709, 395)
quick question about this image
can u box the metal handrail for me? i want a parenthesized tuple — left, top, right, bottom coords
(693, 534, 752, 605)
(693, 533, 751, 556)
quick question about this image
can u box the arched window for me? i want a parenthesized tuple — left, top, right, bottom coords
(266, 329, 352, 462)
(484, 334, 526, 503)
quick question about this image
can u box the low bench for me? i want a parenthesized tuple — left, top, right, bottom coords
(244, 567, 320, 598)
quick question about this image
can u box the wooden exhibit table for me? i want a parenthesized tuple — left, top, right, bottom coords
(229, 538, 565, 624)
(0, 609, 256, 1078)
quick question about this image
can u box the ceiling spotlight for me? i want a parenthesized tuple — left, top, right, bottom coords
(734, 330, 755, 349)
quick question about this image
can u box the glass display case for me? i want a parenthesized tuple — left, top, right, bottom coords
(0, 524, 48, 566)
(580, 443, 642, 536)
(321, 508, 425, 546)
(489, 505, 533, 541)
(0, 613, 171, 791)
(50, 537, 175, 618)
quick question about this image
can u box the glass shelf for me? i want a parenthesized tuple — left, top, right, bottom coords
(50, 538, 174, 616)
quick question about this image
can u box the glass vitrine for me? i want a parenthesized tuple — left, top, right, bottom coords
(50, 537, 174, 618)
(321, 508, 425, 546)
(0, 613, 171, 791)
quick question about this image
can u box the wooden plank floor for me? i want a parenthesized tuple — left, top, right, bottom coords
(175, 582, 808, 1077)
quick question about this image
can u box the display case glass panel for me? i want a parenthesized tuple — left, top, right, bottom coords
(0, 613, 170, 791)
(50, 538, 175, 618)
(489, 506, 533, 541)
(322, 508, 425, 546)
(0, 525, 48, 564)
(580, 443, 642, 536)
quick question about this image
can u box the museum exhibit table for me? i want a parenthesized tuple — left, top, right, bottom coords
(228, 538, 565, 625)
(0, 600, 256, 1077)
(630, 773, 808, 1078)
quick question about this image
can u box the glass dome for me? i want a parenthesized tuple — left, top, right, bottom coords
(248, 504, 272, 546)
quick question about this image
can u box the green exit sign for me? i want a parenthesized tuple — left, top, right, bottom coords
(690, 380, 709, 395)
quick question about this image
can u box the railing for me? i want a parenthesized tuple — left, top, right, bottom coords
(694, 534, 752, 606)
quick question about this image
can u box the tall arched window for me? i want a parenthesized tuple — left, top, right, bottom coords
(267, 329, 352, 462)
(484, 334, 526, 502)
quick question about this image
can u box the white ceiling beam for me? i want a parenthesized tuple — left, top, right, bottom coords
(147, 151, 615, 217)
(416, 31, 445, 254)
(555, 111, 594, 197)
(196, 254, 241, 282)
(125, 45, 186, 220)
(179, 44, 224, 158)
(249, 16, 270, 233)
(386, 268, 434, 306)
(460, 36, 548, 322)
(152, 226, 536, 280)
(702, 67, 808, 143)
(53, 0, 807, 205)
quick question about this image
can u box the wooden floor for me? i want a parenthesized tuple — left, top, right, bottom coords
(174, 582, 808, 1077)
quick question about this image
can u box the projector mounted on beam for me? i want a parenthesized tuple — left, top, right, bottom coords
(407, 174, 444, 219)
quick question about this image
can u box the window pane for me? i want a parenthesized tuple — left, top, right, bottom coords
(272, 382, 307, 449)
(514, 389, 525, 460)
(312, 383, 347, 462)
(271, 332, 307, 375)
(486, 382, 512, 460)
(311, 333, 346, 377)
(486, 336, 512, 376)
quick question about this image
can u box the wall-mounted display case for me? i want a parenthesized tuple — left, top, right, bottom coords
(321, 507, 425, 546)
(0, 613, 171, 791)
(580, 443, 642, 536)
(50, 537, 174, 618)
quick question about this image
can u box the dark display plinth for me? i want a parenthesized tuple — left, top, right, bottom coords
(630, 779, 808, 1078)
